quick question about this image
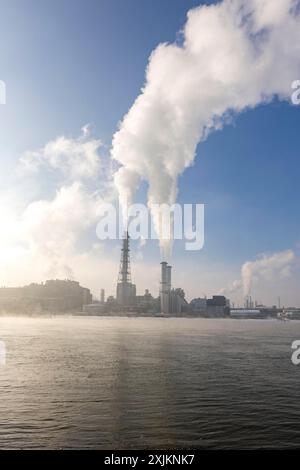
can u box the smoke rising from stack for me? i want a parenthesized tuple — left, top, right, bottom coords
(241, 249, 295, 296)
(220, 249, 295, 297)
(111, 0, 300, 256)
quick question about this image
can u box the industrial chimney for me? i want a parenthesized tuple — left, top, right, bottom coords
(160, 262, 171, 314)
(166, 265, 172, 293)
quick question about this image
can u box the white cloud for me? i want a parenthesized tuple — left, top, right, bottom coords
(20, 126, 103, 181)
(0, 181, 105, 284)
(0, 127, 115, 292)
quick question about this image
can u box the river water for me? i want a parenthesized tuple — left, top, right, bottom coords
(0, 316, 299, 449)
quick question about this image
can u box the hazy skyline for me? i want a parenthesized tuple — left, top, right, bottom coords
(0, 0, 300, 306)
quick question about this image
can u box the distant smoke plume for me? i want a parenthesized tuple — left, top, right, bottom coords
(219, 279, 242, 295)
(241, 249, 295, 295)
(111, 0, 300, 255)
(221, 249, 295, 296)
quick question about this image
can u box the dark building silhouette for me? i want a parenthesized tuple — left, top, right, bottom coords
(190, 295, 230, 317)
(0, 279, 92, 313)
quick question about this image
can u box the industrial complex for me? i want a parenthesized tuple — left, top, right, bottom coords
(82, 233, 296, 319)
(0, 233, 298, 319)
(79, 232, 230, 317)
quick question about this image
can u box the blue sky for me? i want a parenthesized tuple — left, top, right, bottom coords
(0, 0, 299, 305)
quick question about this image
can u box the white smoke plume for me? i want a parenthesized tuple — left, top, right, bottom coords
(220, 249, 295, 296)
(219, 279, 242, 295)
(111, 0, 300, 256)
(241, 249, 295, 295)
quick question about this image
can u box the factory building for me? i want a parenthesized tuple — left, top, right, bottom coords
(230, 307, 278, 319)
(0, 280, 92, 314)
(160, 262, 189, 314)
(135, 289, 158, 313)
(82, 303, 106, 315)
(83, 236, 232, 317)
(190, 297, 207, 313)
(206, 295, 230, 317)
(190, 295, 229, 317)
(169, 289, 189, 314)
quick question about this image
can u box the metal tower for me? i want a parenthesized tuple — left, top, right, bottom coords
(118, 231, 132, 284)
(116, 231, 136, 306)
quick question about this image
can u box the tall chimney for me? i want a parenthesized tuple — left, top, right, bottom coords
(166, 265, 172, 292)
(160, 262, 169, 314)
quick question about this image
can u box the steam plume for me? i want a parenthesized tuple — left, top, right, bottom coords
(220, 249, 295, 296)
(111, 0, 300, 255)
(241, 249, 295, 295)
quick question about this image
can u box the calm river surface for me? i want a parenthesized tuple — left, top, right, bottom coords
(0, 316, 300, 449)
